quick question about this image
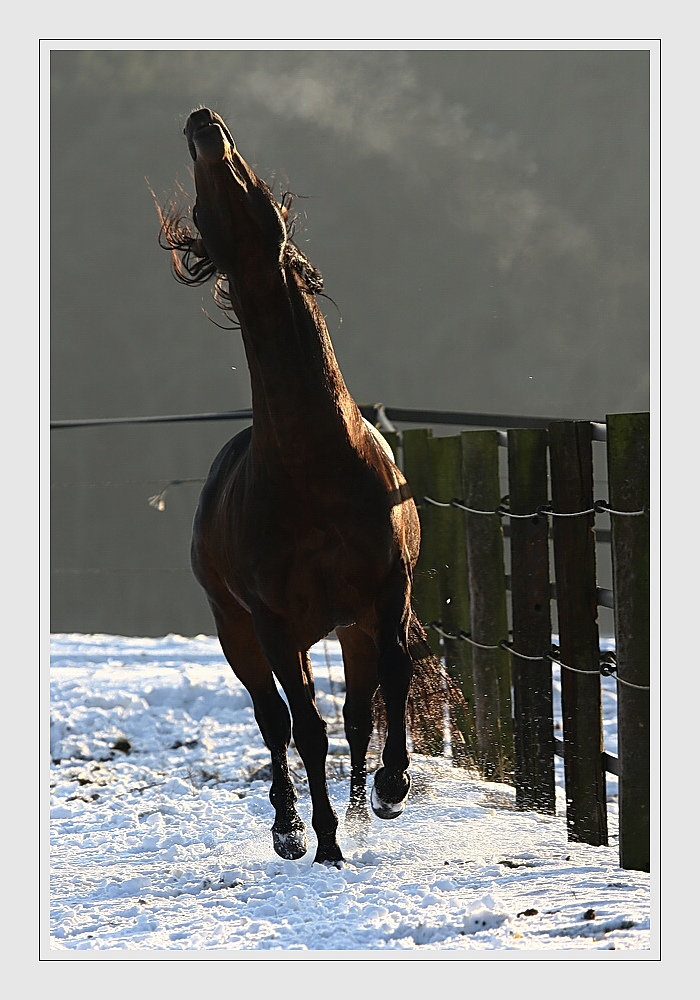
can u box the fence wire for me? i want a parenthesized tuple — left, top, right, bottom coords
(423, 495, 648, 519)
(427, 621, 650, 691)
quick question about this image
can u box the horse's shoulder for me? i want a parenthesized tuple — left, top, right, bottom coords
(208, 425, 253, 476)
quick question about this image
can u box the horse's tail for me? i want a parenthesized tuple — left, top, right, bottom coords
(372, 609, 470, 758)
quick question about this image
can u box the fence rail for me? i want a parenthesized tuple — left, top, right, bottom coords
(50, 403, 597, 432)
(50, 404, 651, 871)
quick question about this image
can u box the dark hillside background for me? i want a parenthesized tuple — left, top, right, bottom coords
(49, 48, 651, 635)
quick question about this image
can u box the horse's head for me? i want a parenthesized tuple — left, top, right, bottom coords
(184, 107, 288, 279)
(158, 108, 324, 306)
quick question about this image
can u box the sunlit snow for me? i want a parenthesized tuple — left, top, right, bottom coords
(48, 633, 652, 955)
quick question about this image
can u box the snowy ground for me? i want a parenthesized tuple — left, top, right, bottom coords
(47, 633, 654, 958)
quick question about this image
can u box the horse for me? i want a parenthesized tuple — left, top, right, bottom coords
(158, 107, 457, 866)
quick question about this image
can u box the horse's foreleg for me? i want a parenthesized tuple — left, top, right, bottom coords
(371, 565, 414, 820)
(211, 600, 308, 861)
(252, 608, 343, 866)
(337, 625, 378, 840)
(371, 643, 413, 819)
(255, 691, 309, 861)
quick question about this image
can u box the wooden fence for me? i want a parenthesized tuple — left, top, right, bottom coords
(376, 412, 650, 873)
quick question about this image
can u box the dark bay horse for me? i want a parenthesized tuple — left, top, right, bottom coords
(159, 107, 453, 865)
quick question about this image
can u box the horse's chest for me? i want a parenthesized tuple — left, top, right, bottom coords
(249, 510, 386, 620)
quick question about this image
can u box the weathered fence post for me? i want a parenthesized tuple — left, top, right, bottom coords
(606, 412, 650, 872)
(461, 430, 513, 783)
(549, 420, 608, 845)
(507, 428, 556, 813)
(426, 434, 477, 765)
(402, 428, 441, 656)
(401, 427, 444, 754)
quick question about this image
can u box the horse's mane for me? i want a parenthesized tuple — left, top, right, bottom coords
(154, 180, 324, 319)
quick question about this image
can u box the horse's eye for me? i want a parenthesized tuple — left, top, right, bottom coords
(192, 205, 198, 228)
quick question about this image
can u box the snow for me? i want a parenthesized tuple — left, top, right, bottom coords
(47, 632, 654, 958)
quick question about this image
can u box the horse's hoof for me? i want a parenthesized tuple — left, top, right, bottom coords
(272, 826, 308, 860)
(314, 854, 344, 869)
(370, 770, 411, 820)
(313, 838, 344, 867)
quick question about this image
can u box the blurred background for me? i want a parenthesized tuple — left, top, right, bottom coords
(49, 47, 651, 636)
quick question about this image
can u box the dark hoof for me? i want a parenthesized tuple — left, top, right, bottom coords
(314, 853, 344, 869)
(272, 825, 308, 860)
(314, 837, 345, 868)
(371, 769, 411, 820)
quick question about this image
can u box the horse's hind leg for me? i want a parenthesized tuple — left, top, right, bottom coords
(210, 598, 308, 861)
(371, 562, 414, 820)
(336, 624, 378, 840)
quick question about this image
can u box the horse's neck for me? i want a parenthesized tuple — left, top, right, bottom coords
(231, 266, 362, 461)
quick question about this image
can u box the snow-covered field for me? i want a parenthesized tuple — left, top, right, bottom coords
(47, 633, 653, 957)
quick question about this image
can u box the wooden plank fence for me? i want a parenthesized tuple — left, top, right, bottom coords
(379, 411, 650, 873)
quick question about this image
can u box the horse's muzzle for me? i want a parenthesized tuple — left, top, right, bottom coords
(185, 108, 233, 165)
